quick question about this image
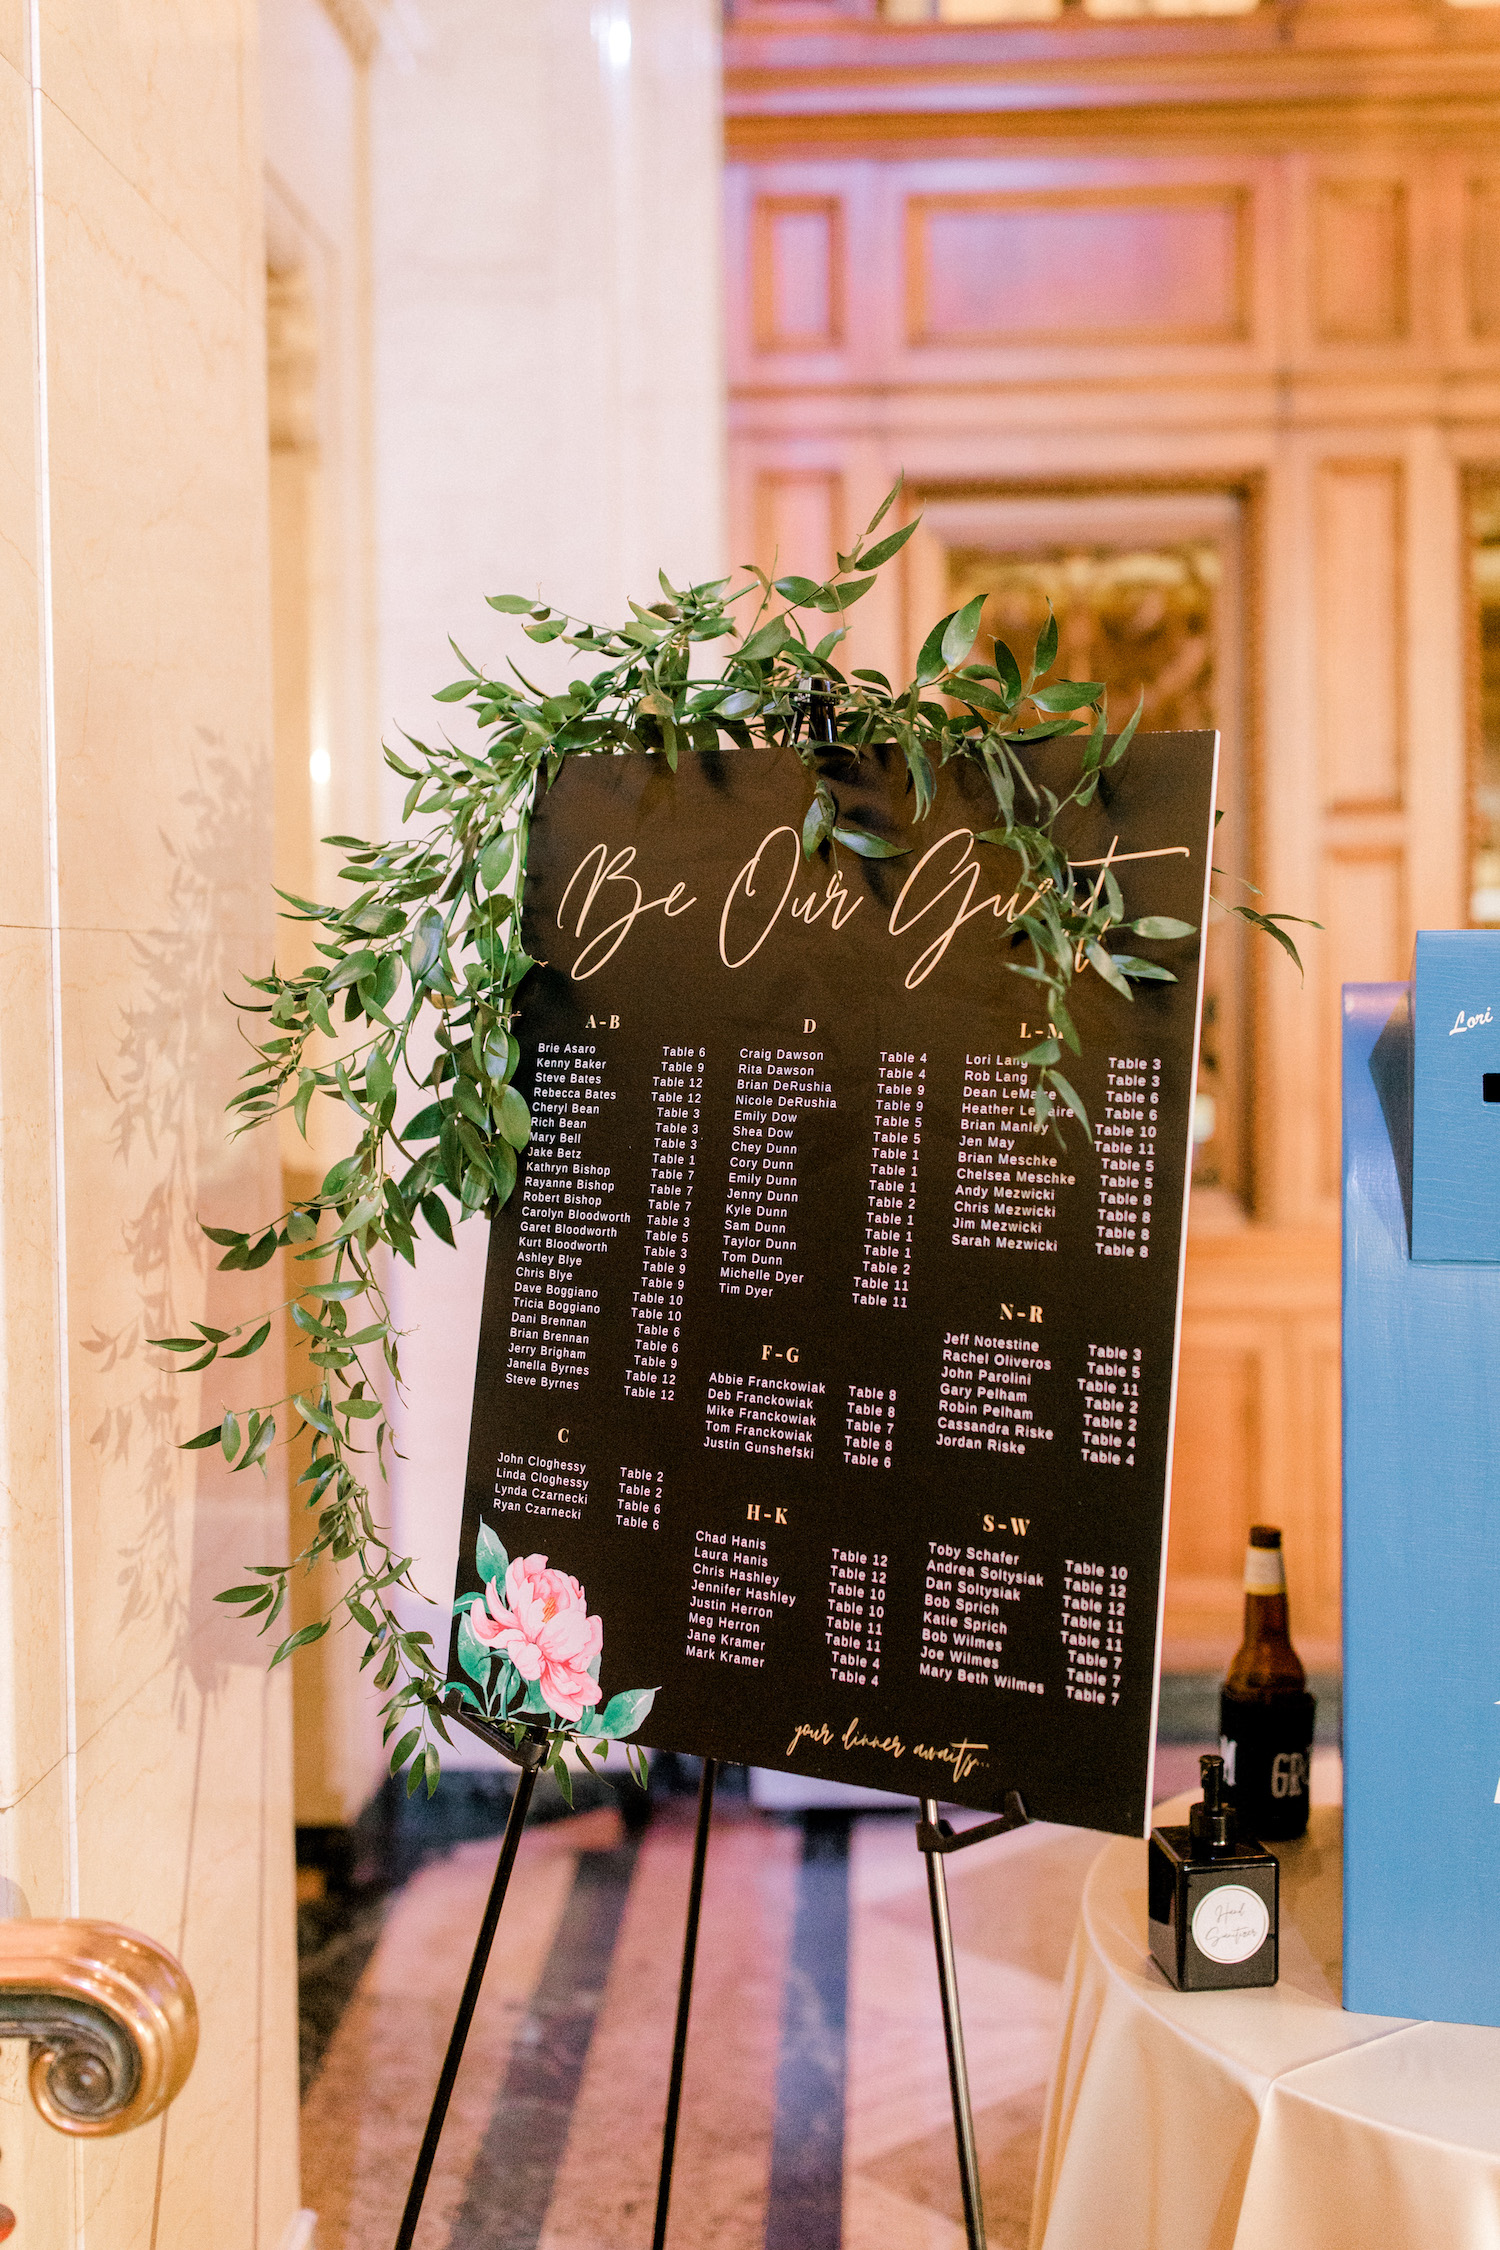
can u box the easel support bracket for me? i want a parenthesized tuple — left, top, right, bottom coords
(916, 1790, 1030, 1858)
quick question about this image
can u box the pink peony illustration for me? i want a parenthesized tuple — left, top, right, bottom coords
(469, 1552, 604, 1723)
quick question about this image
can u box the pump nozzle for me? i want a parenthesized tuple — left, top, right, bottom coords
(1189, 1752, 1238, 1856)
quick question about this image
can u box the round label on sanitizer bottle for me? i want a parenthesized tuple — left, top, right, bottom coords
(1191, 1884, 1270, 1965)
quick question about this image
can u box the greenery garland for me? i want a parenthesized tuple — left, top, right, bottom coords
(151, 483, 1307, 1800)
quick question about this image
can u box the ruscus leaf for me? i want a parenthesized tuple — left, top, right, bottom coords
(940, 594, 987, 672)
(1130, 916, 1196, 941)
(831, 825, 911, 860)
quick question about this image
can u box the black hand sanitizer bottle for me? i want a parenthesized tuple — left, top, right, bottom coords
(1148, 1753, 1279, 1991)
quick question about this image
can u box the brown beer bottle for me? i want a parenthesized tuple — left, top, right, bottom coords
(1218, 1526, 1316, 1841)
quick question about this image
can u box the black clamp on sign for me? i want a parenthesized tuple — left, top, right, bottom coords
(916, 1790, 1030, 1856)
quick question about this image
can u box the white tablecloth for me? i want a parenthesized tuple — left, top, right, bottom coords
(1030, 1788, 1500, 2250)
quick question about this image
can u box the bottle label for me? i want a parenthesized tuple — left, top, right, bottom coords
(1192, 1883, 1270, 1965)
(1243, 1546, 1286, 1593)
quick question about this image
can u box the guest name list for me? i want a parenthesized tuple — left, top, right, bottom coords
(450, 735, 1217, 1836)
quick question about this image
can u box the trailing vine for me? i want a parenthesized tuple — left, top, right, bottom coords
(152, 482, 1309, 1797)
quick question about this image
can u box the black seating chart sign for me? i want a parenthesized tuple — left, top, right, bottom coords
(446, 733, 1217, 1836)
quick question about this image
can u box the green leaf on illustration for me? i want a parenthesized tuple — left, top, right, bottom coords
(599, 1687, 657, 1739)
(477, 1523, 509, 1586)
(456, 1608, 492, 1686)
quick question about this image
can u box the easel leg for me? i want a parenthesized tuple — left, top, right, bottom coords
(920, 1796, 988, 2250)
(651, 1756, 718, 2250)
(393, 1759, 540, 2250)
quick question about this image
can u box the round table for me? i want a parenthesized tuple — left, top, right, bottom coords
(1030, 1789, 1500, 2250)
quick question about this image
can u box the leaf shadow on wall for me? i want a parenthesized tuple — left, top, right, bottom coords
(82, 732, 287, 1710)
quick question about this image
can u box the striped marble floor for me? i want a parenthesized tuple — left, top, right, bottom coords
(303, 1752, 1212, 2250)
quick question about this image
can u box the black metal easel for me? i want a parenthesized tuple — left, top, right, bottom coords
(650, 1758, 719, 2250)
(392, 1733, 546, 2250)
(913, 1790, 1032, 2250)
(393, 1749, 1027, 2250)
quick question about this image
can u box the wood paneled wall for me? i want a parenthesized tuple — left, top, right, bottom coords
(726, 0, 1500, 1656)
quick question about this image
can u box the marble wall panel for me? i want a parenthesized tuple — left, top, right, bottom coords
(37, 0, 261, 303)
(63, 1655, 296, 2247)
(0, 51, 70, 1892)
(42, 90, 285, 1743)
(0, 2044, 71, 2250)
(0, 6, 301, 2242)
(0, 924, 70, 1842)
(0, 53, 44, 929)
(261, 0, 360, 253)
(42, 108, 272, 944)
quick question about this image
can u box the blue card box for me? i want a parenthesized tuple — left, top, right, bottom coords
(1343, 971, 1500, 2027)
(1411, 928, 1500, 1262)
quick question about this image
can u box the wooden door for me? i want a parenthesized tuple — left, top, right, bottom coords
(723, 0, 1500, 1657)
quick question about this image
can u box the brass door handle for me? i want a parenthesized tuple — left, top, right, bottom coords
(0, 1920, 197, 2135)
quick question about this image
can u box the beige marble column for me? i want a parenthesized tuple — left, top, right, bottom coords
(368, 0, 727, 1755)
(0, 5, 300, 2242)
